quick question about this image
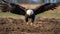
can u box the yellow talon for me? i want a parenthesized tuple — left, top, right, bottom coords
(26, 22, 33, 26)
(30, 22, 33, 26)
(26, 22, 29, 25)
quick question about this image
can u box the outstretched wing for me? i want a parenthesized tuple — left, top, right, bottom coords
(2, 0, 9, 4)
(34, 3, 58, 15)
(2, 0, 26, 15)
(10, 3, 26, 15)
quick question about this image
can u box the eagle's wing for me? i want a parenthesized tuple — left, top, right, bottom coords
(2, 0, 26, 15)
(2, 0, 9, 4)
(10, 3, 26, 15)
(34, 3, 58, 15)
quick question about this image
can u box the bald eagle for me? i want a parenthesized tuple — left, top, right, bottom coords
(2, 0, 58, 25)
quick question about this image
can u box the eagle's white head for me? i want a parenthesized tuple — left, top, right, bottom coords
(26, 9, 34, 16)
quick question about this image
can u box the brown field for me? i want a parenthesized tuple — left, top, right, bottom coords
(0, 17, 60, 34)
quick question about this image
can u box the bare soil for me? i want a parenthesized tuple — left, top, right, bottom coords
(0, 17, 60, 34)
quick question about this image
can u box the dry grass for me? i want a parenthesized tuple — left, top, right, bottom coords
(0, 17, 60, 34)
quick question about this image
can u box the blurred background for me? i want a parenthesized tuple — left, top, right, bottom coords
(0, 0, 60, 9)
(0, 0, 60, 4)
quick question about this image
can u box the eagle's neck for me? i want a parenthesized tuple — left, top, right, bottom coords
(26, 9, 34, 16)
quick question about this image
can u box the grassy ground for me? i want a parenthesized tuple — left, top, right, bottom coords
(37, 13, 60, 18)
(0, 12, 60, 18)
(0, 12, 22, 17)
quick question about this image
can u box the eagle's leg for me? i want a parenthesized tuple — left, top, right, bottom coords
(25, 14, 35, 25)
(31, 15, 35, 23)
(30, 14, 35, 25)
(25, 15, 29, 25)
(25, 16, 28, 23)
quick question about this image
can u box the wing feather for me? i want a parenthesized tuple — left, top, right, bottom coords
(2, 0, 26, 15)
(10, 3, 26, 15)
(34, 3, 58, 15)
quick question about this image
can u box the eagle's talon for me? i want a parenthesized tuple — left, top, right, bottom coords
(26, 22, 33, 26)
(30, 22, 33, 26)
(26, 22, 29, 25)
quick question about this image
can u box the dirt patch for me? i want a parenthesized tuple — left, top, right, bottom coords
(0, 17, 60, 34)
